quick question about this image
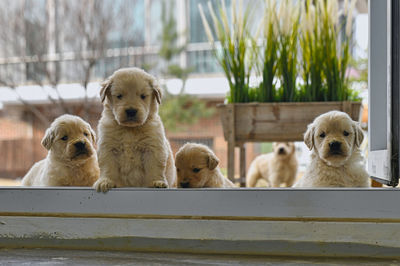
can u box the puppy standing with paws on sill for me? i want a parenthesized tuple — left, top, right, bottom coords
(93, 68, 176, 192)
(294, 111, 370, 188)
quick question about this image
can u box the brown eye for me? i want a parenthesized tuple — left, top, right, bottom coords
(61, 135, 68, 141)
(343, 131, 349, 136)
(319, 132, 326, 138)
(84, 132, 89, 137)
(193, 168, 201, 173)
(117, 94, 123, 99)
(141, 94, 146, 100)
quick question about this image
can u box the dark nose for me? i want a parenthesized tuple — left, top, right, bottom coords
(74, 141, 86, 150)
(180, 182, 189, 188)
(278, 147, 285, 154)
(125, 108, 137, 118)
(329, 141, 341, 151)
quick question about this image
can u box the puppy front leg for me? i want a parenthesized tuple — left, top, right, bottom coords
(143, 150, 168, 188)
(93, 150, 119, 193)
(270, 174, 282, 188)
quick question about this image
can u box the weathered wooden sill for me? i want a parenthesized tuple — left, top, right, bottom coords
(0, 188, 399, 258)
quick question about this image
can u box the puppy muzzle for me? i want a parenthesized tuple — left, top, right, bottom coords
(179, 182, 190, 188)
(278, 147, 286, 155)
(73, 141, 90, 158)
(125, 108, 138, 120)
(328, 141, 342, 155)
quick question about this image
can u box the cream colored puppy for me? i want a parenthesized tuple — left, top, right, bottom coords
(22, 114, 99, 186)
(175, 143, 235, 188)
(246, 142, 298, 187)
(94, 68, 176, 192)
(294, 111, 370, 187)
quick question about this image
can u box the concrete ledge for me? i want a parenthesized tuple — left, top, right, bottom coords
(1, 216, 400, 258)
(1, 188, 400, 258)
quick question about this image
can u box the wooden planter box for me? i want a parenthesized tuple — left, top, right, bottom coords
(217, 101, 363, 185)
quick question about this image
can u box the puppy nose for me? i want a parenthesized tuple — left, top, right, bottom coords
(74, 141, 86, 150)
(125, 108, 137, 118)
(329, 141, 341, 151)
(278, 147, 285, 154)
(180, 182, 190, 188)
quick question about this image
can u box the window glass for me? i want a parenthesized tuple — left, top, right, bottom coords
(108, 0, 145, 48)
(149, 0, 164, 45)
(189, 0, 231, 43)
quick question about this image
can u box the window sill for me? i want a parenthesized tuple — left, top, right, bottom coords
(0, 188, 399, 258)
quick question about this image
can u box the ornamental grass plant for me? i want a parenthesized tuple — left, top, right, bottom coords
(199, 0, 360, 103)
(276, 0, 300, 102)
(256, 0, 278, 102)
(198, 0, 256, 103)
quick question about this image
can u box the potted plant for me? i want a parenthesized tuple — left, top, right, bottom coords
(199, 0, 361, 183)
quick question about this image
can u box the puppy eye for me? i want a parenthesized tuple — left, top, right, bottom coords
(319, 132, 326, 138)
(84, 132, 89, 137)
(193, 168, 201, 173)
(177, 168, 180, 172)
(343, 131, 350, 136)
(61, 136, 68, 141)
(141, 94, 146, 100)
(117, 94, 123, 99)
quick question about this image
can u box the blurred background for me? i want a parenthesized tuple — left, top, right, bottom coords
(0, 0, 368, 185)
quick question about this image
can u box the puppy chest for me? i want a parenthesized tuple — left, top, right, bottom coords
(112, 144, 147, 181)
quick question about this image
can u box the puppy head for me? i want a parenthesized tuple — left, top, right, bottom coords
(304, 111, 364, 167)
(100, 67, 162, 127)
(272, 142, 295, 157)
(175, 143, 220, 188)
(42, 114, 96, 162)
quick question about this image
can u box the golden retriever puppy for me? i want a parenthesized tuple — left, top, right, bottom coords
(175, 143, 235, 188)
(294, 111, 370, 187)
(246, 142, 298, 187)
(93, 68, 176, 192)
(21, 114, 99, 186)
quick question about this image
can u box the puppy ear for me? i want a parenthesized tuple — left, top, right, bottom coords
(41, 127, 55, 150)
(353, 122, 364, 147)
(89, 126, 96, 144)
(100, 76, 113, 103)
(207, 152, 219, 170)
(290, 143, 296, 154)
(304, 124, 315, 151)
(272, 142, 277, 151)
(150, 79, 162, 105)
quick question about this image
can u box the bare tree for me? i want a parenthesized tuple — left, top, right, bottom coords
(0, 0, 139, 125)
(0, 0, 56, 125)
(61, 0, 139, 120)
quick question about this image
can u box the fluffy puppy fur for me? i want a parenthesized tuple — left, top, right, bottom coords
(246, 142, 298, 187)
(22, 114, 99, 186)
(294, 111, 370, 187)
(175, 143, 235, 188)
(93, 67, 176, 192)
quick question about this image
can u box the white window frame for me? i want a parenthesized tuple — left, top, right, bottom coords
(368, 0, 400, 187)
(1, 0, 400, 258)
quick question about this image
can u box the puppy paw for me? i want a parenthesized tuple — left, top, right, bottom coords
(152, 180, 168, 188)
(93, 178, 116, 193)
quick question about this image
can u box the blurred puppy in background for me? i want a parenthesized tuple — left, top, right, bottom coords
(175, 143, 235, 188)
(294, 111, 370, 187)
(246, 142, 298, 187)
(22, 114, 99, 186)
